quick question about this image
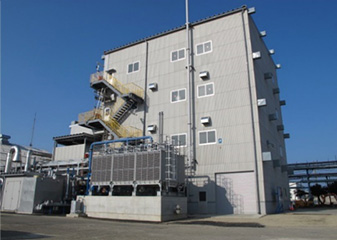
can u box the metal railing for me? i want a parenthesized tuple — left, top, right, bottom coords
(78, 109, 102, 123)
(90, 72, 144, 99)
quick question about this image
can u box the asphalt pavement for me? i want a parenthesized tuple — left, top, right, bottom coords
(1, 208, 337, 240)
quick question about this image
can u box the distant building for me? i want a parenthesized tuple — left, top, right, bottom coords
(0, 134, 52, 172)
(56, 6, 290, 215)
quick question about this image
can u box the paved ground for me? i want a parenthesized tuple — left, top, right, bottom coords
(1, 208, 337, 240)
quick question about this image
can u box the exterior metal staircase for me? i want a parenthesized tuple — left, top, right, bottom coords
(112, 99, 136, 123)
(78, 72, 144, 139)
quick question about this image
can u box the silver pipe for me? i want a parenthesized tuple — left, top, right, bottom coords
(185, 0, 193, 168)
(4, 146, 21, 173)
(5, 153, 12, 173)
(11, 146, 21, 162)
(24, 150, 32, 172)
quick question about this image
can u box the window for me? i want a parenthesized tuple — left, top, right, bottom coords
(199, 130, 216, 145)
(196, 41, 212, 55)
(197, 83, 214, 98)
(171, 88, 186, 103)
(171, 133, 187, 147)
(127, 61, 140, 74)
(171, 48, 185, 62)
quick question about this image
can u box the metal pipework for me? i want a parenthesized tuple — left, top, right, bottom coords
(24, 150, 32, 172)
(5, 146, 21, 173)
(85, 136, 153, 195)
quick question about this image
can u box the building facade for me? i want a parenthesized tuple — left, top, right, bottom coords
(76, 6, 289, 215)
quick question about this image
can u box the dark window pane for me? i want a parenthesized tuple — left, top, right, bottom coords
(172, 51, 178, 61)
(133, 62, 139, 71)
(208, 131, 216, 143)
(206, 84, 213, 95)
(198, 85, 205, 97)
(179, 89, 185, 100)
(199, 132, 207, 144)
(172, 135, 179, 145)
(179, 134, 186, 146)
(178, 49, 185, 59)
(128, 64, 133, 73)
(171, 91, 178, 102)
(197, 44, 203, 54)
(204, 42, 212, 52)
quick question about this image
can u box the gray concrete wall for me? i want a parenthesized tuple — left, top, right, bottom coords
(248, 15, 290, 213)
(54, 144, 85, 161)
(81, 195, 187, 222)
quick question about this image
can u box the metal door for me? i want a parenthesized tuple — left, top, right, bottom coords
(2, 179, 22, 211)
(215, 172, 257, 214)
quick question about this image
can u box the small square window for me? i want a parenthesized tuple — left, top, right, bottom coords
(197, 83, 214, 98)
(199, 130, 217, 145)
(171, 89, 186, 103)
(127, 61, 140, 74)
(196, 41, 212, 56)
(171, 49, 185, 62)
(171, 133, 187, 147)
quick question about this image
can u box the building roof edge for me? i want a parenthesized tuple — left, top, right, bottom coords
(103, 6, 247, 55)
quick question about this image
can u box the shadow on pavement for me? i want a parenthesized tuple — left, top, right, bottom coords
(1, 230, 50, 239)
(175, 221, 265, 228)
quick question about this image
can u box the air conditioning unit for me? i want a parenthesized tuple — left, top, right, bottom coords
(257, 98, 267, 107)
(200, 116, 211, 124)
(269, 49, 275, 55)
(277, 125, 284, 131)
(269, 113, 278, 121)
(276, 64, 282, 69)
(148, 83, 158, 91)
(147, 125, 157, 132)
(273, 160, 281, 168)
(273, 88, 280, 94)
(199, 71, 209, 79)
(248, 7, 256, 14)
(283, 133, 290, 139)
(264, 72, 273, 80)
(260, 31, 267, 37)
(262, 152, 272, 161)
(252, 51, 261, 59)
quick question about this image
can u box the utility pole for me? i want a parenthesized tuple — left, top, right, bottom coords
(29, 113, 37, 147)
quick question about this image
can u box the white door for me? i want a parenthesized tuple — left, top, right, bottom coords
(215, 172, 257, 214)
(2, 179, 22, 211)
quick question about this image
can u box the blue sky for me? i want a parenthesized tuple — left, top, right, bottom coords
(1, 0, 336, 163)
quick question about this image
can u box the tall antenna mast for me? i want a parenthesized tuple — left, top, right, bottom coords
(29, 113, 37, 147)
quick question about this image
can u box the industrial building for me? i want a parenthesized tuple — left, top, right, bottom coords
(1, 5, 290, 220)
